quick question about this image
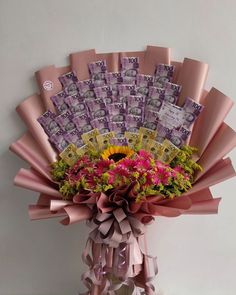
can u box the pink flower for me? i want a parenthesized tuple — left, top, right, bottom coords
(96, 159, 114, 175)
(118, 158, 136, 171)
(138, 149, 152, 159)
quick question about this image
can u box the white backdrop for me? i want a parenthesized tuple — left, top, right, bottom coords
(0, 0, 236, 294)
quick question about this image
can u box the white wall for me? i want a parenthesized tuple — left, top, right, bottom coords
(0, 0, 236, 294)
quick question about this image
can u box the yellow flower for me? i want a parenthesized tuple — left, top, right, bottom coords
(101, 146, 135, 162)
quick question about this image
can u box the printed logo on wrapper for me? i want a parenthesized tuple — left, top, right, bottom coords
(43, 80, 54, 91)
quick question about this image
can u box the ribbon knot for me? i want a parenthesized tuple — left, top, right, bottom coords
(88, 207, 145, 248)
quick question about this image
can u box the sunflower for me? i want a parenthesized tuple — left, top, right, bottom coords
(101, 146, 135, 162)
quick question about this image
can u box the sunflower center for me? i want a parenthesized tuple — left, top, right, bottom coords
(108, 153, 127, 162)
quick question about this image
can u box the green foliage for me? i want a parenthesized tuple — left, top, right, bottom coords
(135, 172, 192, 202)
(134, 142, 143, 152)
(170, 145, 202, 182)
(89, 148, 100, 159)
(75, 177, 88, 191)
(59, 181, 76, 199)
(51, 159, 69, 181)
(94, 183, 114, 193)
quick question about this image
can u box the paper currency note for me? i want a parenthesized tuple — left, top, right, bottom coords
(143, 109, 160, 130)
(105, 72, 123, 98)
(65, 94, 87, 115)
(49, 129, 69, 152)
(121, 57, 139, 84)
(64, 129, 84, 148)
(77, 79, 96, 100)
(163, 82, 181, 104)
(146, 86, 165, 112)
(126, 95, 145, 116)
(76, 144, 91, 157)
(139, 127, 157, 149)
(37, 110, 60, 136)
(109, 121, 126, 137)
(55, 111, 76, 132)
(154, 64, 174, 87)
(124, 131, 143, 150)
(156, 122, 172, 143)
(107, 103, 126, 122)
(59, 143, 80, 166)
(169, 127, 190, 148)
(94, 85, 113, 104)
(81, 128, 100, 149)
(159, 139, 180, 163)
(118, 84, 136, 103)
(86, 98, 108, 119)
(50, 91, 69, 114)
(110, 137, 128, 146)
(136, 74, 154, 97)
(72, 112, 93, 134)
(105, 72, 123, 84)
(182, 97, 204, 128)
(59, 71, 78, 88)
(146, 139, 165, 159)
(91, 117, 110, 134)
(126, 115, 143, 132)
(96, 132, 115, 150)
(59, 71, 79, 96)
(88, 60, 107, 86)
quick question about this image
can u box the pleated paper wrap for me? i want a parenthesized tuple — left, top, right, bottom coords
(10, 45, 236, 295)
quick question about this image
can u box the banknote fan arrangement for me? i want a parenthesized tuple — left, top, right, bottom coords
(10, 45, 236, 295)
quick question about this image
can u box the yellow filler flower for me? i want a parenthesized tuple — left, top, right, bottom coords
(101, 146, 135, 162)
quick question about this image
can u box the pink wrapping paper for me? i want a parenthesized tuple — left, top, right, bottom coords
(96, 52, 120, 72)
(16, 94, 57, 163)
(190, 87, 234, 157)
(143, 45, 170, 75)
(35, 65, 62, 111)
(171, 61, 182, 83)
(120, 45, 170, 75)
(70, 49, 96, 80)
(57, 66, 71, 76)
(196, 123, 236, 180)
(14, 168, 60, 197)
(190, 158, 235, 194)
(10, 132, 51, 180)
(177, 58, 209, 106)
(35, 65, 71, 112)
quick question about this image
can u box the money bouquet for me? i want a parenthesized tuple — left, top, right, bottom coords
(10, 45, 236, 294)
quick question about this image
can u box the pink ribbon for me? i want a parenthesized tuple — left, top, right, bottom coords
(80, 234, 157, 295)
